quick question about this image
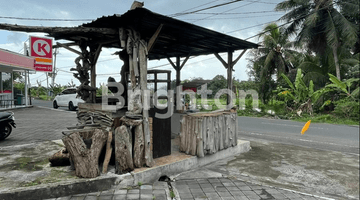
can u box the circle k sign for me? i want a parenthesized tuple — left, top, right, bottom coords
(30, 36, 53, 72)
(30, 36, 52, 58)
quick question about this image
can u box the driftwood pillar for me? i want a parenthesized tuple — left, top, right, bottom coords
(62, 129, 108, 178)
(214, 49, 247, 108)
(114, 125, 134, 174)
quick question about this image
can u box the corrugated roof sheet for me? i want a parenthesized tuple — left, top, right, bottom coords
(51, 8, 258, 60)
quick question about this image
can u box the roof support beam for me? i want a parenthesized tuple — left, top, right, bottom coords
(214, 53, 228, 69)
(216, 50, 248, 108)
(56, 42, 82, 55)
(231, 49, 247, 67)
(53, 42, 77, 49)
(147, 24, 163, 53)
(167, 55, 190, 87)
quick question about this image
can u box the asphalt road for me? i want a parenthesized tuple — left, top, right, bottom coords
(237, 116, 359, 155)
(30, 99, 360, 154)
(31, 99, 76, 112)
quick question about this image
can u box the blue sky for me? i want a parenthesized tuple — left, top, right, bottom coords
(0, 0, 285, 87)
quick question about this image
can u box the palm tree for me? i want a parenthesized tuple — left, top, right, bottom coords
(255, 23, 297, 103)
(275, 0, 359, 80)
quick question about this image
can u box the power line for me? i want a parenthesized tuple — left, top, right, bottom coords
(184, 14, 282, 21)
(0, 16, 92, 21)
(191, 1, 258, 23)
(171, 0, 245, 17)
(181, 10, 278, 15)
(172, 0, 221, 15)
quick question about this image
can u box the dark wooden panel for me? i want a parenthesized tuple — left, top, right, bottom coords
(149, 106, 171, 158)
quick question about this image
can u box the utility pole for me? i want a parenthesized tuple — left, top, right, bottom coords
(24, 42, 28, 106)
(52, 48, 58, 87)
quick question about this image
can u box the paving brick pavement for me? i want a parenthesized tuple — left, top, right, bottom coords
(0, 107, 77, 147)
(43, 178, 327, 200)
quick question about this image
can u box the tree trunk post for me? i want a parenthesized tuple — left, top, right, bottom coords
(227, 51, 233, 108)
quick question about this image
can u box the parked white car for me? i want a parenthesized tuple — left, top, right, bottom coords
(53, 88, 84, 111)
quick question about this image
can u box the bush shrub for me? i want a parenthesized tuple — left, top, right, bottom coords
(333, 99, 359, 120)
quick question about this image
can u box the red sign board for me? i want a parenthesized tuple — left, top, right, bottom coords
(30, 36, 53, 72)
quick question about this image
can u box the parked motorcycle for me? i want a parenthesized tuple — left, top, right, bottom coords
(0, 112, 16, 140)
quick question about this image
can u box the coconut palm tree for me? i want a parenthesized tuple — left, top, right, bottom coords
(255, 23, 298, 103)
(275, 0, 359, 80)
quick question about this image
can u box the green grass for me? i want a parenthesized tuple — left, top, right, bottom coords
(170, 191, 175, 198)
(291, 114, 359, 126)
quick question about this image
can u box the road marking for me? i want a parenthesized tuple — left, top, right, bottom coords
(261, 122, 325, 130)
(242, 131, 359, 148)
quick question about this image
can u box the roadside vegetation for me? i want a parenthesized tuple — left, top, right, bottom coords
(189, 0, 359, 126)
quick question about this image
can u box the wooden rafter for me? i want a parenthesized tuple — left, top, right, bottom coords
(147, 24, 163, 53)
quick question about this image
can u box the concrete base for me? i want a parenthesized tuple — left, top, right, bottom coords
(0, 140, 250, 200)
(131, 140, 250, 185)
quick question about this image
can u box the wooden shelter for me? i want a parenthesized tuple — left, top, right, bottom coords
(0, 4, 258, 178)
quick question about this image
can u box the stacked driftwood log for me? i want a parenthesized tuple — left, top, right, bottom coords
(180, 110, 238, 157)
(58, 16, 153, 178)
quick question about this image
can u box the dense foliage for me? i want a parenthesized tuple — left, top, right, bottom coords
(244, 0, 359, 124)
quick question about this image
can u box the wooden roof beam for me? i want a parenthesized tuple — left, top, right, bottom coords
(147, 24, 163, 53)
(0, 23, 117, 36)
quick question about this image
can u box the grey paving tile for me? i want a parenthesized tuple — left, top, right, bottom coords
(141, 189, 152, 194)
(127, 193, 140, 199)
(191, 188, 204, 193)
(229, 191, 244, 196)
(202, 187, 216, 192)
(100, 189, 114, 195)
(180, 192, 194, 198)
(204, 192, 219, 197)
(153, 189, 166, 195)
(200, 183, 213, 188)
(208, 178, 221, 183)
(153, 194, 167, 200)
(233, 196, 249, 200)
(222, 197, 235, 200)
(215, 186, 228, 192)
(226, 186, 240, 191)
(217, 191, 232, 197)
(83, 196, 98, 200)
(70, 197, 85, 200)
(56, 197, 71, 200)
(242, 191, 258, 196)
(114, 190, 127, 195)
(140, 185, 153, 190)
(188, 184, 202, 189)
(87, 191, 101, 196)
(98, 196, 113, 200)
(237, 186, 252, 191)
(223, 182, 236, 187)
(271, 193, 288, 199)
(128, 189, 140, 194)
(211, 182, 224, 187)
(113, 195, 126, 200)
(140, 193, 153, 199)
(192, 192, 206, 198)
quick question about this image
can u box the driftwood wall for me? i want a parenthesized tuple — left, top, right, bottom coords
(180, 111, 238, 157)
